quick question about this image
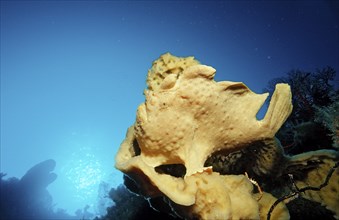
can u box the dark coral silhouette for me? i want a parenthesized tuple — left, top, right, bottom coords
(0, 159, 77, 219)
(264, 66, 338, 154)
(94, 175, 179, 220)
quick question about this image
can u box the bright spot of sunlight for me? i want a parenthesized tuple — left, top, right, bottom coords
(62, 146, 103, 201)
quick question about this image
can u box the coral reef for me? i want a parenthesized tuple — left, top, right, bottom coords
(256, 192, 290, 220)
(95, 182, 177, 220)
(315, 100, 339, 149)
(264, 67, 338, 154)
(0, 159, 78, 219)
(258, 66, 339, 219)
(287, 150, 339, 218)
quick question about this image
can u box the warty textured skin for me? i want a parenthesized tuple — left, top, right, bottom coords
(134, 63, 292, 177)
(115, 53, 293, 219)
